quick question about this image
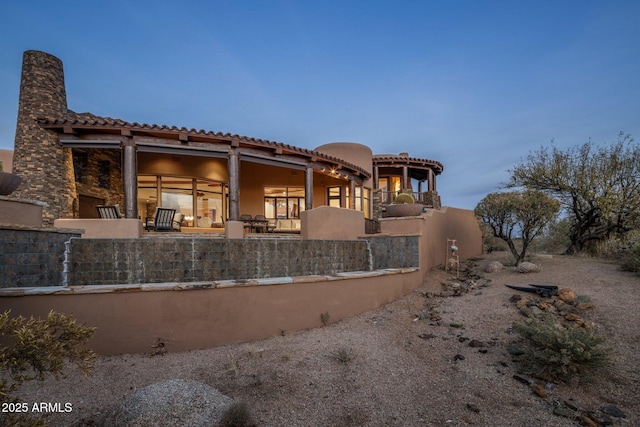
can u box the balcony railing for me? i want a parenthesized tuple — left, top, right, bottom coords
(379, 190, 441, 208)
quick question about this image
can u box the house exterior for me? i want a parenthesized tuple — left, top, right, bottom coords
(10, 50, 444, 230)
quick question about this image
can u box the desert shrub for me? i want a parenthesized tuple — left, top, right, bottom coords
(620, 239, 640, 274)
(531, 217, 572, 254)
(320, 311, 330, 326)
(593, 230, 640, 274)
(217, 401, 256, 427)
(512, 316, 609, 383)
(0, 310, 96, 427)
(393, 193, 415, 204)
(331, 347, 354, 365)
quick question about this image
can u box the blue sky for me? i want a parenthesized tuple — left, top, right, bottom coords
(1, 1, 639, 209)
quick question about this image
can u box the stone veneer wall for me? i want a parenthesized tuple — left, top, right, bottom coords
(1, 231, 421, 288)
(11, 50, 76, 226)
(72, 147, 125, 213)
(362, 234, 420, 269)
(67, 237, 377, 286)
(0, 227, 81, 288)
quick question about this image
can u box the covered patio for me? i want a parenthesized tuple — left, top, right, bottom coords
(38, 116, 373, 234)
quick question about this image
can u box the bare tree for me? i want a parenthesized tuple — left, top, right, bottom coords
(475, 190, 560, 265)
(508, 133, 640, 254)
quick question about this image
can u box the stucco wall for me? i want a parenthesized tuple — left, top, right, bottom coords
(379, 206, 483, 270)
(0, 149, 12, 173)
(0, 269, 420, 355)
(53, 219, 143, 238)
(0, 198, 44, 228)
(301, 206, 364, 240)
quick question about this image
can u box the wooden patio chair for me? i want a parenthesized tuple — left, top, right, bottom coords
(96, 205, 123, 219)
(253, 214, 268, 233)
(145, 207, 180, 232)
(240, 214, 252, 231)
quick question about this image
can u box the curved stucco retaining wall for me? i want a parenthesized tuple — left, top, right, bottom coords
(0, 268, 419, 355)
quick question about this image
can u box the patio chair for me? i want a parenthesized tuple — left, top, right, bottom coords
(96, 205, 123, 219)
(253, 214, 268, 233)
(240, 214, 252, 231)
(145, 207, 181, 232)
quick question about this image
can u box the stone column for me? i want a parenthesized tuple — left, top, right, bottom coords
(12, 50, 75, 226)
(227, 148, 240, 221)
(305, 166, 314, 210)
(122, 140, 138, 218)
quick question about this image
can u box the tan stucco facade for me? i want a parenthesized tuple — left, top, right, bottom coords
(0, 149, 13, 173)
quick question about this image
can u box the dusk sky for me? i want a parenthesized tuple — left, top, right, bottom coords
(1, 1, 639, 209)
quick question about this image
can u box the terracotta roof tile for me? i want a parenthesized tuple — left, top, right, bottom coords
(38, 112, 371, 177)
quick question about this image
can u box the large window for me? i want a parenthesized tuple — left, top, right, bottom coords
(264, 187, 305, 219)
(354, 186, 371, 219)
(138, 175, 226, 227)
(328, 186, 341, 208)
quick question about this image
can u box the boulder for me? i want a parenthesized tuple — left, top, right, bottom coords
(558, 288, 577, 303)
(516, 262, 540, 273)
(101, 379, 233, 427)
(485, 261, 504, 273)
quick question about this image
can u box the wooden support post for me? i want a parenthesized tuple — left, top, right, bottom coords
(402, 166, 408, 190)
(373, 166, 379, 189)
(122, 140, 138, 219)
(349, 179, 356, 210)
(305, 166, 314, 210)
(228, 148, 240, 221)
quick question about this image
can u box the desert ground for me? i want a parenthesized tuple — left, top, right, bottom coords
(14, 252, 640, 426)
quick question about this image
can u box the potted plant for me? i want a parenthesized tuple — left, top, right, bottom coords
(384, 192, 424, 217)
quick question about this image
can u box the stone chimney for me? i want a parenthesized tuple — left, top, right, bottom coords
(12, 50, 77, 226)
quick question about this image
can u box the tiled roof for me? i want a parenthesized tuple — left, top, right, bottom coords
(373, 154, 444, 174)
(38, 112, 371, 177)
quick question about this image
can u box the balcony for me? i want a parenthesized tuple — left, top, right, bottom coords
(378, 190, 441, 209)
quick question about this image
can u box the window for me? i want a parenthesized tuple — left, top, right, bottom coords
(138, 175, 224, 227)
(328, 186, 341, 208)
(264, 187, 305, 219)
(72, 151, 88, 184)
(97, 160, 110, 189)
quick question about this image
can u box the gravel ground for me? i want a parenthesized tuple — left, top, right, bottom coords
(12, 252, 640, 426)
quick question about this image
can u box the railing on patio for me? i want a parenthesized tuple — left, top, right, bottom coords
(379, 190, 441, 208)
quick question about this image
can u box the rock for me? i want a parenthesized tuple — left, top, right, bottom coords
(512, 375, 531, 385)
(577, 415, 598, 427)
(418, 333, 437, 340)
(468, 339, 484, 348)
(553, 406, 575, 418)
(601, 404, 626, 418)
(531, 383, 548, 398)
(453, 354, 465, 361)
(507, 344, 525, 356)
(485, 261, 504, 273)
(564, 313, 582, 321)
(529, 306, 543, 317)
(101, 379, 233, 427)
(558, 288, 577, 303)
(515, 298, 530, 310)
(516, 262, 540, 273)
(576, 302, 594, 311)
(466, 403, 480, 413)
